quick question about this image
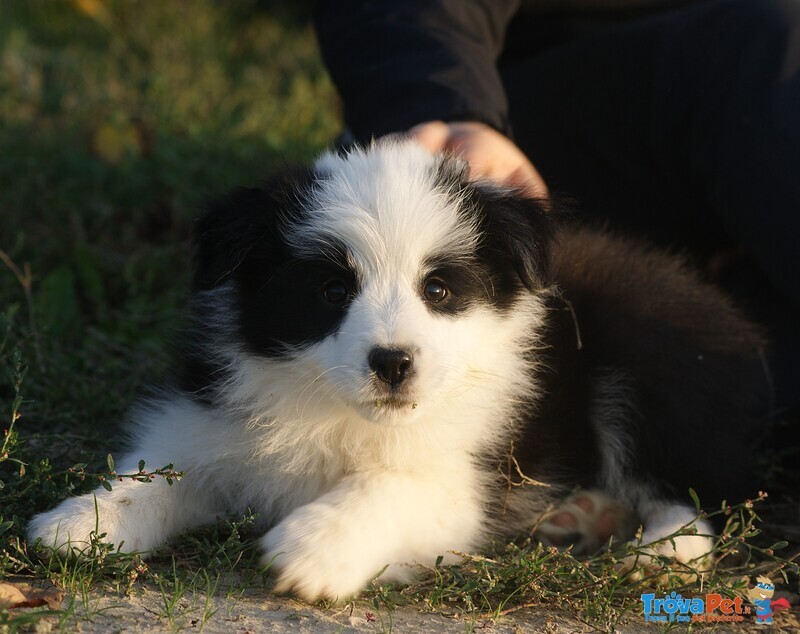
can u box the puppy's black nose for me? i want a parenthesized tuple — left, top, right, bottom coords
(368, 347, 414, 388)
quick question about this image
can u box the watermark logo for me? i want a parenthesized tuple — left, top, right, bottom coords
(640, 591, 748, 623)
(746, 576, 790, 625)
(640, 577, 791, 624)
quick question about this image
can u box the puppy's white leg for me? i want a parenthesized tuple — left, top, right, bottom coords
(262, 468, 483, 602)
(28, 464, 216, 556)
(29, 399, 224, 556)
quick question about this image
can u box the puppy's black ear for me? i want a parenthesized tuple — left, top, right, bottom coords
(470, 186, 557, 290)
(192, 169, 313, 291)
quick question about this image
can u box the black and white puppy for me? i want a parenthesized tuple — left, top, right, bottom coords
(29, 141, 768, 601)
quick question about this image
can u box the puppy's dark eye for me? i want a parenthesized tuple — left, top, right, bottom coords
(423, 280, 448, 303)
(322, 280, 350, 304)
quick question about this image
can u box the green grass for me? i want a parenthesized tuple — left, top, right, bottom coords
(0, 2, 797, 632)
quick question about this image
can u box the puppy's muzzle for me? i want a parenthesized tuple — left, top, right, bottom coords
(368, 347, 414, 390)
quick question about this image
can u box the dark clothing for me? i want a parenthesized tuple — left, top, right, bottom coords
(314, 0, 800, 411)
(314, 0, 703, 139)
(315, 0, 520, 138)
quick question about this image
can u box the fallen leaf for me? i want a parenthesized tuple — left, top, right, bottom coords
(0, 581, 65, 609)
(0, 582, 26, 608)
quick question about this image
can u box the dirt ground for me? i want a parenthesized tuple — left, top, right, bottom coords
(13, 583, 799, 634)
(26, 585, 589, 633)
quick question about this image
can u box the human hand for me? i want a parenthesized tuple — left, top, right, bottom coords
(407, 120, 548, 198)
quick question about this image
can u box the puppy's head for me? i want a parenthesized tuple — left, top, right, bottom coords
(190, 141, 554, 425)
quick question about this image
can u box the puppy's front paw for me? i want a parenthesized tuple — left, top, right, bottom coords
(262, 504, 392, 603)
(29, 495, 120, 555)
(29, 490, 160, 556)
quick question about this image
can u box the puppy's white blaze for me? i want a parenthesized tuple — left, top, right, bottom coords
(349, 279, 423, 346)
(290, 142, 480, 271)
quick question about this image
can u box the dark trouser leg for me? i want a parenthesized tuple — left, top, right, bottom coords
(504, 0, 800, 411)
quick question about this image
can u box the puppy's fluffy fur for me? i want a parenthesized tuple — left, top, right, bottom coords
(29, 141, 768, 601)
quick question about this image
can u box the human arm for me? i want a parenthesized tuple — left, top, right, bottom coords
(314, 0, 521, 140)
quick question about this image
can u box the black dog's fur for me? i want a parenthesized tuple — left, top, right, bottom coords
(519, 225, 769, 504)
